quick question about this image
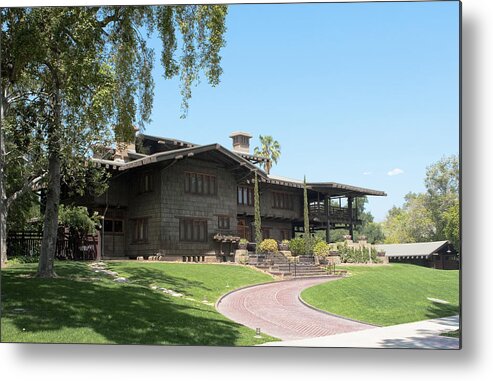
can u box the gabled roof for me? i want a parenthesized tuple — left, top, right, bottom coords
(375, 241, 452, 258)
(92, 133, 386, 198)
(93, 143, 268, 178)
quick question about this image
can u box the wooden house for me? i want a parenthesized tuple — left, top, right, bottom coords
(80, 132, 386, 262)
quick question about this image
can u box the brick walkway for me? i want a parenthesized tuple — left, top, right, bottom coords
(216, 277, 375, 341)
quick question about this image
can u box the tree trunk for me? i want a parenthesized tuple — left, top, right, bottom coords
(37, 81, 61, 278)
(1, 91, 8, 266)
(36, 149, 60, 277)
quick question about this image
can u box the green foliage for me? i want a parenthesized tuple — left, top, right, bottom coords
(443, 199, 460, 250)
(302, 175, 312, 251)
(58, 205, 101, 234)
(258, 239, 278, 254)
(289, 237, 306, 256)
(336, 242, 379, 263)
(239, 238, 248, 245)
(359, 221, 385, 244)
(253, 135, 281, 174)
(1, 6, 228, 269)
(281, 239, 290, 245)
(7, 255, 40, 264)
(254, 172, 262, 250)
(313, 241, 331, 257)
(383, 155, 459, 248)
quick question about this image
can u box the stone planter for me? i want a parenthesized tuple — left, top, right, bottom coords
(238, 242, 248, 250)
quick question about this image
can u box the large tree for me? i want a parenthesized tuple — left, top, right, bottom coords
(0, 5, 228, 272)
(383, 155, 460, 247)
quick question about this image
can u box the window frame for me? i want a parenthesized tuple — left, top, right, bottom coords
(237, 186, 254, 206)
(103, 218, 124, 235)
(217, 215, 231, 230)
(132, 218, 148, 243)
(137, 172, 153, 194)
(184, 172, 217, 196)
(179, 218, 208, 242)
(272, 191, 294, 210)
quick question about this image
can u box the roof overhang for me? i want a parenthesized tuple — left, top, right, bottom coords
(308, 182, 387, 197)
(265, 176, 386, 197)
(93, 144, 268, 179)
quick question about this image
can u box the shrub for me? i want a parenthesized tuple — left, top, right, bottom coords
(239, 238, 248, 245)
(336, 242, 380, 263)
(258, 239, 279, 253)
(59, 205, 101, 234)
(8, 255, 40, 264)
(289, 237, 305, 256)
(281, 239, 290, 245)
(313, 241, 330, 257)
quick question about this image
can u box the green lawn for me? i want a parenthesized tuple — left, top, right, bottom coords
(301, 264, 459, 326)
(1, 261, 277, 346)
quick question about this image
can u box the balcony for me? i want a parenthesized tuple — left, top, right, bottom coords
(308, 203, 359, 224)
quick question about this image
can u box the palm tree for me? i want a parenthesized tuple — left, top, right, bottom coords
(253, 135, 281, 175)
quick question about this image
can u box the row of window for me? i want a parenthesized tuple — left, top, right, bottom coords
(184, 172, 217, 195)
(137, 172, 296, 212)
(107, 217, 291, 243)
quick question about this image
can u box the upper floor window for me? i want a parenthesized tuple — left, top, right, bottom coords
(138, 172, 153, 194)
(238, 186, 254, 206)
(184, 172, 217, 196)
(273, 192, 294, 210)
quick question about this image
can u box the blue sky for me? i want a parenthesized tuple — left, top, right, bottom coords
(143, 1, 460, 221)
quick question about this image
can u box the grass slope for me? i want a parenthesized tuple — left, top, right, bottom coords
(1, 261, 276, 346)
(301, 264, 459, 326)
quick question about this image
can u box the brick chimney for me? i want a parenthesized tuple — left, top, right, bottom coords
(114, 126, 139, 162)
(229, 131, 252, 154)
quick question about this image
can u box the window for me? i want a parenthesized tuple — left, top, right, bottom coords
(103, 219, 124, 234)
(237, 186, 254, 206)
(280, 229, 291, 241)
(132, 218, 148, 243)
(272, 192, 294, 210)
(261, 227, 271, 239)
(138, 172, 153, 194)
(179, 219, 208, 242)
(184, 172, 217, 195)
(218, 216, 230, 230)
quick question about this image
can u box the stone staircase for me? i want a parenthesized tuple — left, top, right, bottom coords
(248, 253, 331, 279)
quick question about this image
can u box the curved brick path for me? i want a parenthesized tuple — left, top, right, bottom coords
(216, 277, 375, 341)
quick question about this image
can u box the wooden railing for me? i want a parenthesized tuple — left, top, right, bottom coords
(7, 230, 98, 260)
(308, 204, 358, 223)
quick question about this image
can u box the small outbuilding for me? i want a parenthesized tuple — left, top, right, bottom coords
(375, 241, 459, 270)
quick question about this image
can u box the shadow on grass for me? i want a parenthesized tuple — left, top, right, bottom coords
(109, 265, 212, 296)
(1, 263, 245, 346)
(425, 300, 460, 320)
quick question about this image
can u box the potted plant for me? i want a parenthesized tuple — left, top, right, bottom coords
(279, 239, 290, 251)
(258, 239, 279, 254)
(238, 238, 248, 250)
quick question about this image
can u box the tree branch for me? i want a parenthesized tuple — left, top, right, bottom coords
(6, 173, 46, 210)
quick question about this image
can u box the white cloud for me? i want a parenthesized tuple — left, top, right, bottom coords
(363, 171, 372, 176)
(387, 168, 404, 176)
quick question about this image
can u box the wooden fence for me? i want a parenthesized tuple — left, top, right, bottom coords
(7, 230, 99, 260)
